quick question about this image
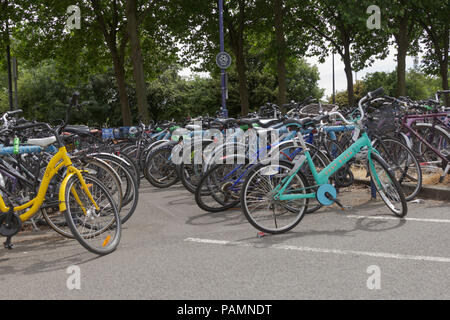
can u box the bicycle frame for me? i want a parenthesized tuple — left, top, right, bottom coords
(0, 146, 99, 222)
(401, 114, 448, 163)
(274, 132, 375, 201)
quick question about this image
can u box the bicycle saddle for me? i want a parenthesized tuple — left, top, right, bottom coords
(27, 136, 57, 147)
(64, 125, 90, 135)
(213, 118, 237, 125)
(238, 118, 282, 128)
(284, 115, 328, 128)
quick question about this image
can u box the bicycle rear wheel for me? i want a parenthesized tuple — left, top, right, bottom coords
(194, 160, 247, 213)
(368, 152, 408, 217)
(64, 174, 121, 255)
(412, 123, 450, 181)
(144, 144, 179, 188)
(89, 153, 139, 224)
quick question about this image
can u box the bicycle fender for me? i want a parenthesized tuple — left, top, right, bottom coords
(59, 172, 77, 212)
(58, 169, 89, 212)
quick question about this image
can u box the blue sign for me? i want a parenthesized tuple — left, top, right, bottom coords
(216, 52, 232, 69)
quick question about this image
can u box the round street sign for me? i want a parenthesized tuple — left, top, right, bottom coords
(216, 51, 232, 69)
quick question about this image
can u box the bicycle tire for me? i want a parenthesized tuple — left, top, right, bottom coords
(240, 160, 309, 234)
(368, 152, 408, 217)
(373, 136, 422, 201)
(89, 153, 139, 224)
(64, 174, 121, 255)
(144, 144, 179, 188)
(43, 158, 123, 238)
(195, 155, 250, 213)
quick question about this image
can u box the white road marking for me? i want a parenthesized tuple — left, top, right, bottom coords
(345, 214, 450, 224)
(185, 237, 450, 263)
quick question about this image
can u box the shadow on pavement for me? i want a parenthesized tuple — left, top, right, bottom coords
(0, 232, 100, 276)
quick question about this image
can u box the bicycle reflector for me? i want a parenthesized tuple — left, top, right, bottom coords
(102, 235, 111, 247)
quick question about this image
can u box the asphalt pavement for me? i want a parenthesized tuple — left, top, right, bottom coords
(1, 181, 449, 300)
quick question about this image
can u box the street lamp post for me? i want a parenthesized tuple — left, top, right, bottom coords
(5, 1, 14, 111)
(218, 0, 228, 118)
(332, 52, 335, 104)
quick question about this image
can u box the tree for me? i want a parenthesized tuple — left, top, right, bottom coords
(223, 0, 257, 116)
(297, 0, 389, 107)
(332, 68, 442, 106)
(328, 80, 367, 109)
(274, 0, 287, 109)
(414, 0, 449, 106)
(7, 0, 133, 125)
(169, 0, 262, 116)
(91, 0, 133, 125)
(7, 1, 178, 124)
(383, 0, 421, 97)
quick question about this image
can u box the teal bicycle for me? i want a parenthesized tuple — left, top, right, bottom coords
(240, 88, 407, 234)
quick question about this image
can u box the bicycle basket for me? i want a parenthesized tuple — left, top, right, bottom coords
(365, 103, 398, 136)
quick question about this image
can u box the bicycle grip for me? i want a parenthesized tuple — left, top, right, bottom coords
(6, 109, 23, 116)
(369, 87, 384, 98)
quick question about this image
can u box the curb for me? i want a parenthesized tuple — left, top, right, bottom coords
(354, 179, 450, 201)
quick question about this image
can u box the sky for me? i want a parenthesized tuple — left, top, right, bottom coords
(179, 44, 420, 100)
(307, 44, 418, 98)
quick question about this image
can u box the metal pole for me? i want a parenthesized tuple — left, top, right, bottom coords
(12, 57, 18, 110)
(5, 0, 13, 112)
(218, 0, 228, 117)
(6, 44, 13, 111)
(332, 52, 335, 104)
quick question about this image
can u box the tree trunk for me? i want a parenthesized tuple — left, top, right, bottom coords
(226, 0, 249, 116)
(91, 0, 132, 125)
(235, 45, 250, 116)
(111, 49, 132, 126)
(440, 28, 449, 107)
(441, 60, 449, 107)
(342, 45, 354, 107)
(274, 0, 287, 111)
(396, 16, 409, 97)
(126, 0, 150, 123)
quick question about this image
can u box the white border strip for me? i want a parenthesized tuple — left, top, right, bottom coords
(185, 237, 450, 263)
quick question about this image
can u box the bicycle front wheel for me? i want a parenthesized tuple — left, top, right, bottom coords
(368, 152, 408, 217)
(64, 174, 121, 255)
(374, 137, 422, 201)
(241, 160, 309, 234)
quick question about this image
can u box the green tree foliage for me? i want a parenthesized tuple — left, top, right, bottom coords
(148, 56, 323, 121)
(329, 68, 442, 107)
(0, 61, 128, 126)
(414, 0, 449, 106)
(295, 0, 389, 107)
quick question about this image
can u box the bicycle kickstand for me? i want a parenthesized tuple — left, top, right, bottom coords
(3, 236, 14, 250)
(439, 163, 449, 183)
(325, 192, 351, 211)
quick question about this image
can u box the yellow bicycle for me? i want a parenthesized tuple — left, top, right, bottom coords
(0, 112, 121, 255)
